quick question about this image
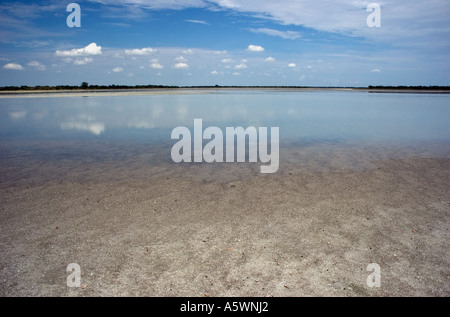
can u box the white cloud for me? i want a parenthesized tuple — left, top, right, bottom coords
(250, 28, 301, 40)
(209, 1, 367, 34)
(265, 57, 276, 62)
(124, 47, 155, 55)
(74, 57, 93, 65)
(371, 68, 381, 72)
(221, 58, 233, 63)
(174, 62, 189, 69)
(112, 67, 124, 72)
(3, 63, 24, 70)
(27, 61, 46, 70)
(211, 70, 218, 75)
(233, 72, 241, 76)
(247, 45, 265, 52)
(56, 43, 102, 57)
(175, 56, 187, 62)
(183, 49, 194, 55)
(185, 19, 209, 25)
(150, 62, 164, 69)
(234, 63, 247, 69)
(86, 1, 450, 47)
(288, 63, 296, 68)
(237, 1, 447, 49)
(90, 0, 208, 10)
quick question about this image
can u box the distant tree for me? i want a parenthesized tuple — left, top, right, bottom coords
(81, 82, 89, 89)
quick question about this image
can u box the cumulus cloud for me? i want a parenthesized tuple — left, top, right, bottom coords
(112, 67, 124, 72)
(247, 45, 265, 52)
(265, 57, 276, 62)
(124, 47, 155, 55)
(250, 28, 301, 40)
(174, 62, 189, 69)
(221, 58, 233, 63)
(3, 63, 24, 70)
(234, 63, 247, 69)
(288, 63, 296, 68)
(27, 61, 46, 70)
(150, 61, 164, 69)
(73, 57, 93, 65)
(175, 56, 187, 62)
(211, 70, 218, 75)
(56, 43, 102, 57)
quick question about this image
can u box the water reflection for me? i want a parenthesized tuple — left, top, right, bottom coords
(1, 90, 449, 143)
(1, 90, 449, 184)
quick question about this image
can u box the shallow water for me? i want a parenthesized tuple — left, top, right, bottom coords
(1, 90, 449, 184)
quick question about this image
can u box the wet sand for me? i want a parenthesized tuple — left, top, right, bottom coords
(0, 142, 449, 297)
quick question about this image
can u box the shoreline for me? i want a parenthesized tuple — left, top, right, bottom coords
(1, 87, 450, 98)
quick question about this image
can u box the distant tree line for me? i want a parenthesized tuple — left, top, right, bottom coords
(367, 85, 450, 90)
(0, 83, 179, 91)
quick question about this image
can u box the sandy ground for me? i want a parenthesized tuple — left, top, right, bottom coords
(0, 89, 212, 98)
(0, 142, 449, 297)
(1, 87, 449, 99)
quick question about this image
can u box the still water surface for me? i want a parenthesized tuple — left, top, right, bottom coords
(1, 90, 449, 182)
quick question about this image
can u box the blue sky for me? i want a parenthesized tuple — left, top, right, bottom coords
(1, 0, 449, 87)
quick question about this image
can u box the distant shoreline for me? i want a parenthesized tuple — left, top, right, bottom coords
(1, 86, 450, 98)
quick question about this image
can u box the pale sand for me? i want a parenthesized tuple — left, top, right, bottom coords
(0, 142, 449, 297)
(1, 87, 449, 99)
(0, 89, 213, 99)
